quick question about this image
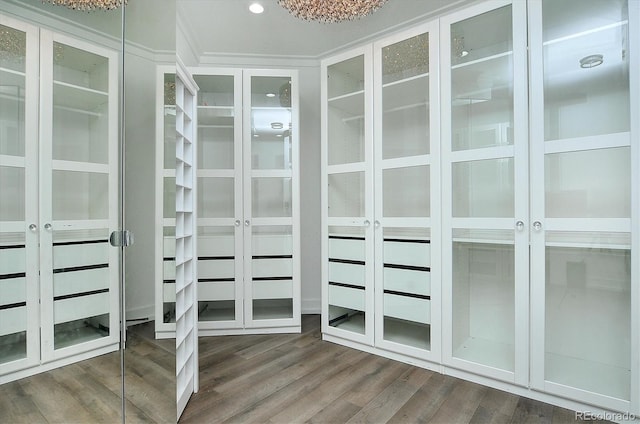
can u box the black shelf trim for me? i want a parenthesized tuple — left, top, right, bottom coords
(198, 278, 235, 283)
(0, 301, 27, 311)
(329, 235, 365, 241)
(53, 263, 109, 274)
(198, 256, 235, 261)
(383, 289, 430, 300)
(0, 272, 26, 280)
(253, 276, 292, 281)
(384, 238, 430, 244)
(329, 258, 365, 266)
(54, 288, 109, 302)
(163, 279, 176, 284)
(328, 281, 365, 290)
(0, 244, 25, 250)
(53, 239, 108, 247)
(164, 257, 175, 261)
(329, 313, 349, 326)
(383, 263, 430, 272)
(252, 255, 293, 260)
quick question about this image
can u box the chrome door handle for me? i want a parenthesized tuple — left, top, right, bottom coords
(374, 220, 381, 229)
(28, 223, 37, 232)
(532, 221, 542, 232)
(245, 220, 250, 227)
(363, 220, 370, 227)
(44, 223, 52, 231)
(515, 220, 525, 231)
(235, 220, 241, 227)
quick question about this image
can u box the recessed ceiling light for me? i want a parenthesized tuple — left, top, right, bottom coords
(266, 93, 276, 98)
(249, 3, 264, 14)
(580, 54, 603, 68)
(271, 122, 284, 129)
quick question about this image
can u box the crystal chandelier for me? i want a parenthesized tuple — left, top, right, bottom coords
(277, 0, 388, 23)
(42, 0, 126, 11)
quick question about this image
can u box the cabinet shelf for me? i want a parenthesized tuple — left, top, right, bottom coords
(328, 90, 365, 116)
(53, 81, 108, 112)
(382, 73, 429, 113)
(198, 106, 234, 126)
(0, 67, 25, 89)
(451, 52, 512, 101)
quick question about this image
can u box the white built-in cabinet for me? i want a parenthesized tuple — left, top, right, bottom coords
(0, 14, 119, 382)
(322, 0, 639, 415)
(321, 21, 441, 366)
(156, 67, 301, 338)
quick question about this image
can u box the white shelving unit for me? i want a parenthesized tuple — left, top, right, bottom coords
(0, 15, 119, 383)
(321, 0, 638, 416)
(322, 21, 441, 364)
(155, 67, 301, 338)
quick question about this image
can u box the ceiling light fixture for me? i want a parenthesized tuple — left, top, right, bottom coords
(277, 0, 388, 23)
(249, 3, 265, 14)
(42, 0, 125, 11)
(266, 93, 276, 98)
(579, 54, 604, 68)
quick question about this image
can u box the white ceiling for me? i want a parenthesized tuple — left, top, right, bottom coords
(178, 0, 476, 59)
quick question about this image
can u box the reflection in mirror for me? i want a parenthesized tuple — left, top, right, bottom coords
(0, 0, 177, 422)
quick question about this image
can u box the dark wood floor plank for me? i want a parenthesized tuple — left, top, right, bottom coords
(427, 379, 488, 424)
(345, 367, 434, 423)
(306, 398, 362, 424)
(509, 397, 555, 424)
(0, 379, 48, 424)
(469, 386, 520, 424)
(387, 372, 455, 424)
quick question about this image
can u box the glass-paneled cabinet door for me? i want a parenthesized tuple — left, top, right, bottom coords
(193, 70, 243, 330)
(529, 0, 639, 412)
(0, 16, 39, 375)
(243, 70, 300, 329)
(322, 47, 374, 345)
(440, 0, 529, 384)
(38, 30, 119, 361)
(373, 22, 440, 361)
(156, 69, 177, 338)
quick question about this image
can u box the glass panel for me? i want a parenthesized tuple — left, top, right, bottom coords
(52, 170, 108, 220)
(252, 226, 293, 320)
(545, 147, 630, 218)
(0, 166, 25, 221)
(545, 233, 630, 400)
(198, 177, 234, 218)
(383, 165, 430, 217)
(163, 73, 176, 169)
(328, 55, 365, 166)
(542, 0, 629, 141)
(328, 225, 366, 334)
(381, 32, 430, 160)
(382, 227, 431, 350)
(0, 233, 27, 364)
(452, 229, 515, 371)
(0, 24, 26, 73)
(251, 177, 292, 218)
(53, 42, 108, 91)
(251, 76, 292, 170)
(195, 74, 234, 170)
(198, 226, 235, 322)
(328, 172, 364, 217)
(451, 6, 514, 151)
(452, 158, 514, 217)
(163, 176, 175, 219)
(52, 229, 111, 349)
(0, 25, 26, 158)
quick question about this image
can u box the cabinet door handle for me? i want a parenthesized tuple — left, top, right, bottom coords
(235, 220, 241, 227)
(44, 223, 52, 231)
(245, 220, 250, 227)
(374, 220, 381, 229)
(515, 220, 525, 231)
(29, 223, 37, 232)
(363, 220, 370, 227)
(532, 221, 542, 232)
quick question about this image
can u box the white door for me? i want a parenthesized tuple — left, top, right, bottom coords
(193, 69, 243, 331)
(529, 0, 639, 413)
(372, 21, 441, 362)
(322, 47, 375, 346)
(175, 60, 199, 419)
(0, 14, 39, 376)
(243, 69, 300, 331)
(39, 29, 119, 363)
(441, 0, 530, 385)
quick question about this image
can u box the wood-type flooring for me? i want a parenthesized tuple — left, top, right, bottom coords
(0, 315, 610, 423)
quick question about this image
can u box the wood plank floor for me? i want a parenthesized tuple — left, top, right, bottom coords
(0, 322, 175, 424)
(1, 316, 610, 423)
(180, 315, 609, 424)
